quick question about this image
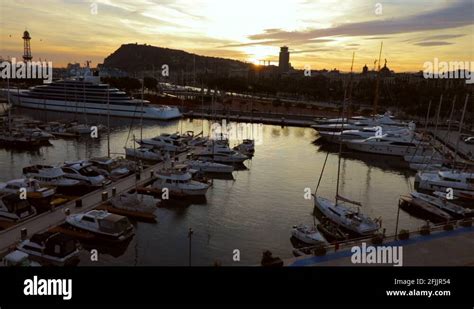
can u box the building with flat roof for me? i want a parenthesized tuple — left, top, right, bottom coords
(278, 46, 290, 73)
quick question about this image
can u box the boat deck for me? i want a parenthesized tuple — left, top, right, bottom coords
(0, 153, 188, 254)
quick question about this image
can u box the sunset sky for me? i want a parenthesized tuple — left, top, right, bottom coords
(0, 0, 472, 72)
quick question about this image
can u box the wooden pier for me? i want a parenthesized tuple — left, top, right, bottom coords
(0, 153, 188, 254)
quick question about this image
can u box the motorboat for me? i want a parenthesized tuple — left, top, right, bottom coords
(17, 231, 80, 266)
(291, 224, 327, 245)
(0, 130, 45, 148)
(233, 139, 255, 156)
(61, 161, 110, 187)
(312, 114, 405, 133)
(0, 178, 55, 200)
(415, 170, 474, 193)
(185, 159, 234, 173)
(313, 196, 380, 236)
(65, 210, 135, 242)
(403, 154, 445, 164)
(410, 191, 471, 219)
(125, 146, 164, 162)
(2, 250, 41, 267)
(138, 134, 187, 152)
(319, 126, 409, 144)
(312, 122, 368, 133)
(316, 221, 348, 242)
(109, 192, 156, 214)
(23, 165, 85, 195)
(196, 144, 248, 164)
(404, 154, 447, 171)
(399, 195, 452, 222)
(66, 123, 106, 135)
(88, 157, 132, 180)
(344, 135, 435, 157)
(0, 193, 37, 222)
(152, 166, 210, 196)
(408, 163, 444, 171)
(181, 131, 208, 147)
(20, 127, 54, 144)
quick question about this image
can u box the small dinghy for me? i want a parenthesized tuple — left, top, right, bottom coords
(291, 224, 327, 245)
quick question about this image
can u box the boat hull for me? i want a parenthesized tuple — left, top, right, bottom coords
(345, 141, 434, 157)
(9, 94, 182, 120)
(313, 196, 379, 237)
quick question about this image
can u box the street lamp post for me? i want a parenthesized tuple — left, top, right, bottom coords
(188, 228, 193, 266)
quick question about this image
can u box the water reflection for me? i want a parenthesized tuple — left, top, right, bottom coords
(0, 109, 425, 265)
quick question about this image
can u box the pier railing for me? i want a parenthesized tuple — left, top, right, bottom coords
(294, 218, 472, 257)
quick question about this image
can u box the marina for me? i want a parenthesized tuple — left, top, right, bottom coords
(0, 104, 471, 265)
(1, 1, 474, 306)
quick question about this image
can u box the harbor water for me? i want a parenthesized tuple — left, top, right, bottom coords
(0, 109, 425, 265)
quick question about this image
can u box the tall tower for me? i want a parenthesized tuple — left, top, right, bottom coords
(22, 30, 32, 62)
(278, 46, 290, 73)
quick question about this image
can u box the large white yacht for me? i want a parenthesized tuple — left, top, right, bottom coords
(344, 134, 435, 157)
(312, 113, 405, 132)
(3, 73, 181, 120)
(318, 126, 411, 143)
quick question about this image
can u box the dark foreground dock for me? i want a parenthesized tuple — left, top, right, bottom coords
(285, 224, 474, 266)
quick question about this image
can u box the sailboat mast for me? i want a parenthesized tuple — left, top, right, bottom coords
(107, 84, 111, 157)
(445, 96, 456, 143)
(453, 94, 469, 167)
(140, 77, 144, 141)
(335, 52, 355, 202)
(7, 77, 11, 134)
(423, 100, 432, 132)
(373, 42, 383, 119)
(433, 95, 443, 140)
(201, 82, 204, 134)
